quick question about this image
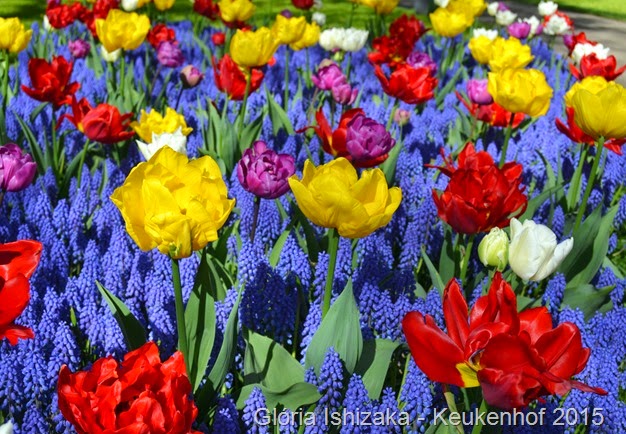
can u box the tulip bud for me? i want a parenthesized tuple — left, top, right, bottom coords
(467, 78, 493, 105)
(292, 0, 314, 10)
(211, 32, 226, 46)
(279, 8, 293, 18)
(332, 82, 358, 105)
(393, 108, 410, 126)
(180, 65, 204, 88)
(68, 39, 90, 58)
(0, 144, 37, 192)
(157, 41, 184, 68)
(311, 60, 346, 91)
(508, 22, 531, 39)
(478, 228, 509, 270)
(236, 141, 296, 199)
(312, 12, 326, 26)
(508, 218, 573, 281)
(100, 46, 121, 63)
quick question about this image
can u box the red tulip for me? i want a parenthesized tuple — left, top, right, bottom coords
(58, 342, 203, 434)
(556, 107, 625, 154)
(21, 56, 80, 109)
(212, 32, 226, 46)
(402, 273, 607, 409)
(212, 54, 264, 101)
(368, 35, 413, 67)
(79, 0, 118, 38)
(563, 31, 594, 55)
(570, 54, 626, 82)
(194, 0, 220, 20)
(389, 14, 427, 46)
(374, 64, 437, 105)
(308, 108, 364, 159)
(59, 97, 135, 144)
(46, 2, 86, 29)
(455, 91, 525, 129)
(292, 0, 315, 9)
(0, 240, 43, 346)
(430, 143, 527, 234)
(147, 24, 177, 49)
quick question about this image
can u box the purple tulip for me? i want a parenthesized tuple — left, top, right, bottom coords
(68, 39, 90, 59)
(180, 65, 204, 88)
(498, 2, 510, 12)
(467, 79, 493, 105)
(280, 9, 293, 18)
(332, 82, 358, 105)
(0, 144, 37, 192)
(236, 141, 296, 199)
(407, 51, 438, 75)
(157, 41, 185, 68)
(311, 60, 347, 91)
(508, 22, 531, 39)
(345, 114, 395, 167)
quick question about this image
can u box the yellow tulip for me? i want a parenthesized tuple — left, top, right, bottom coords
(0, 17, 32, 54)
(429, 7, 474, 38)
(218, 0, 256, 23)
(271, 15, 307, 46)
(131, 107, 193, 143)
(564, 76, 626, 140)
(488, 68, 553, 117)
(449, 0, 486, 17)
(468, 36, 493, 65)
(154, 0, 176, 10)
(290, 22, 320, 51)
(111, 146, 235, 259)
(288, 158, 402, 239)
(95, 9, 150, 52)
(356, 0, 399, 15)
(230, 27, 279, 68)
(488, 37, 534, 72)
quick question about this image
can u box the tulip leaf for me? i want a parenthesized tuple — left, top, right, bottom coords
(518, 184, 564, 222)
(438, 229, 457, 287)
(562, 284, 613, 320)
(239, 111, 265, 153)
(265, 86, 295, 136)
(96, 281, 146, 351)
(381, 142, 403, 185)
(355, 339, 401, 400)
(422, 246, 445, 295)
(236, 382, 321, 411)
(305, 279, 363, 375)
(560, 205, 618, 288)
(269, 229, 291, 267)
(184, 250, 218, 392)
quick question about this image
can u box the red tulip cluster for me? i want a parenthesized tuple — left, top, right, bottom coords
(403, 274, 607, 409)
(430, 143, 527, 234)
(0, 240, 42, 346)
(21, 56, 79, 110)
(58, 342, 202, 434)
(213, 54, 264, 101)
(46, 0, 118, 38)
(147, 24, 177, 49)
(565, 31, 625, 82)
(368, 15, 427, 67)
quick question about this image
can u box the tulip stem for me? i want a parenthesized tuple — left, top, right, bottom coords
(499, 113, 515, 168)
(174, 85, 184, 110)
(171, 257, 190, 375)
(0, 54, 9, 143)
(443, 385, 464, 434)
(322, 228, 340, 319)
(76, 140, 91, 188)
(471, 399, 488, 434)
(460, 234, 475, 284)
(574, 139, 604, 233)
(284, 48, 290, 113)
(237, 73, 251, 137)
(250, 196, 260, 243)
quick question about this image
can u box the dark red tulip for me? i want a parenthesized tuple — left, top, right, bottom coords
(59, 97, 135, 144)
(21, 56, 79, 109)
(46, 2, 86, 29)
(194, 0, 220, 20)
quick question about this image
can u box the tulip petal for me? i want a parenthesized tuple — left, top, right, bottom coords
(442, 279, 470, 348)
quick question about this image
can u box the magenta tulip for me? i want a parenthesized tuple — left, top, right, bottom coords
(0, 144, 37, 192)
(236, 141, 296, 199)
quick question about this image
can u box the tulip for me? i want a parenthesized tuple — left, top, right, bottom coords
(564, 76, 626, 140)
(311, 60, 346, 91)
(100, 46, 121, 63)
(0, 144, 37, 192)
(59, 97, 135, 144)
(467, 79, 493, 105)
(288, 158, 402, 239)
(0, 17, 32, 54)
(312, 12, 326, 26)
(236, 141, 296, 199)
(495, 10, 517, 26)
(21, 56, 79, 109)
(154, 0, 176, 10)
(390, 14, 427, 42)
(571, 54, 626, 82)
(229, 27, 278, 68)
(508, 218, 573, 281)
(356, 0, 399, 15)
(319, 28, 368, 52)
(402, 273, 607, 409)
(289, 22, 320, 51)
(180, 65, 204, 88)
(555, 107, 626, 154)
(218, 0, 255, 24)
(487, 37, 534, 72)
(213, 54, 264, 101)
(478, 227, 509, 270)
(194, 0, 220, 20)
(157, 40, 185, 67)
(46, 2, 85, 29)
(564, 32, 594, 55)
(468, 36, 494, 65)
(538, 0, 558, 16)
(543, 11, 573, 36)
(331, 82, 358, 106)
(58, 342, 203, 434)
(68, 39, 90, 58)
(429, 7, 473, 38)
(147, 23, 176, 49)
(571, 42, 609, 65)
(374, 64, 437, 105)
(310, 108, 363, 159)
(487, 2, 499, 16)
(434, 0, 449, 6)
(342, 114, 395, 168)
(292, 0, 314, 9)
(271, 15, 307, 45)
(131, 107, 193, 143)
(212, 32, 226, 46)
(95, 9, 151, 52)
(393, 108, 410, 126)
(472, 27, 498, 40)
(136, 128, 187, 161)
(430, 143, 527, 234)
(488, 68, 553, 117)
(507, 22, 531, 39)
(406, 52, 437, 75)
(0, 240, 42, 346)
(0, 422, 13, 434)
(456, 91, 525, 128)
(524, 16, 542, 35)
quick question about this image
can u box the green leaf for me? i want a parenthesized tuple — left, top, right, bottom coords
(559, 205, 618, 288)
(438, 229, 456, 286)
(305, 279, 363, 375)
(519, 184, 564, 222)
(380, 143, 403, 186)
(184, 251, 218, 392)
(244, 330, 305, 391)
(422, 246, 445, 295)
(236, 382, 321, 411)
(269, 229, 291, 267)
(239, 111, 265, 153)
(562, 284, 613, 320)
(266, 87, 295, 136)
(355, 339, 400, 400)
(13, 111, 46, 174)
(96, 281, 146, 351)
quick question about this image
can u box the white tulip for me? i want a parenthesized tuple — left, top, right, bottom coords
(341, 28, 369, 52)
(508, 218, 573, 281)
(43, 15, 53, 32)
(0, 422, 13, 434)
(538, 1, 558, 16)
(312, 12, 326, 26)
(496, 10, 517, 26)
(101, 46, 121, 63)
(434, 0, 450, 7)
(121, 0, 140, 11)
(487, 2, 500, 16)
(523, 16, 542, 36)
(136, 128, 188, 161)
(543, 14, 571, 35)
(571, 42, 610, 64)
(319, 28, 344, 51)
(472, 28, 499, 41)
(319, 28, 368, 52)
